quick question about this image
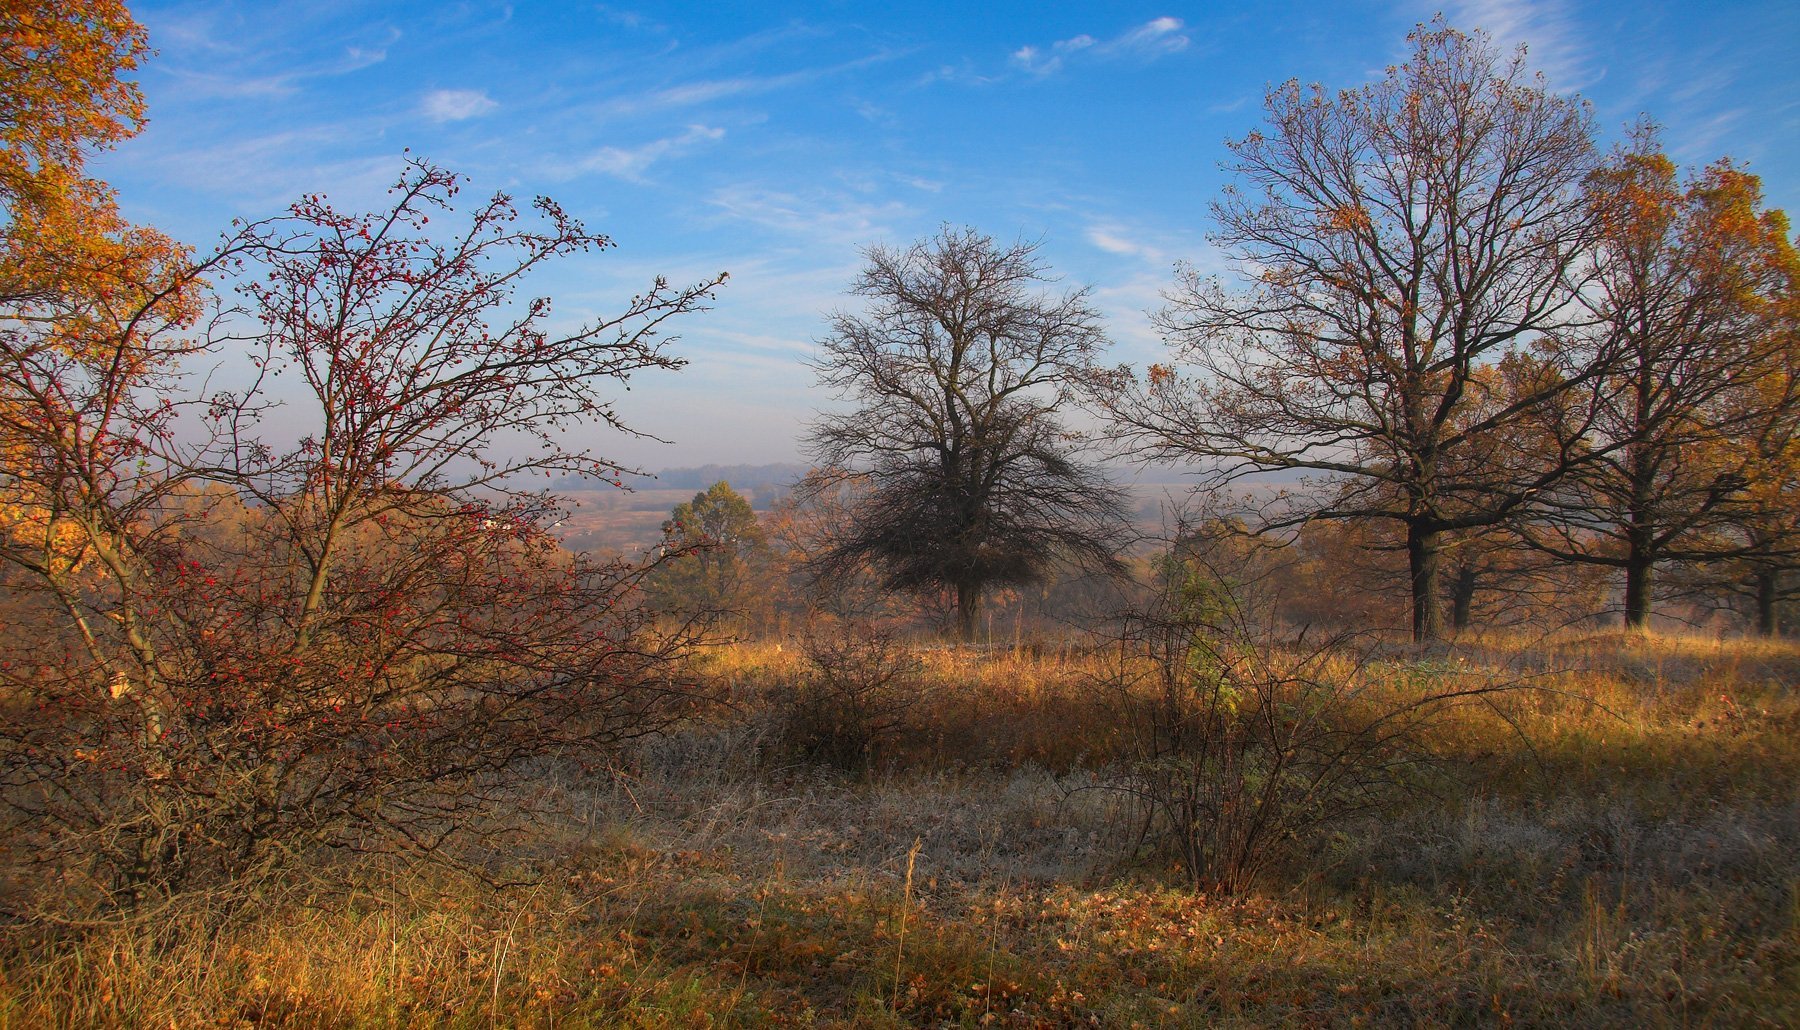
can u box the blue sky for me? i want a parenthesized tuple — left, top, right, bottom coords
(97, 0, 1800, 469)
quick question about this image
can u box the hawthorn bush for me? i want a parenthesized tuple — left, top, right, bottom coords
(0, 162, 725, 911)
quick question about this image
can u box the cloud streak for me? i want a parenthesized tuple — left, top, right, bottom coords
(580, 124, 726, 182)
(1012, 16, 1190, 77)
(160, 43, 392, 100)
(706, 184, 914, 248)
(1437, 0, 1595, 89)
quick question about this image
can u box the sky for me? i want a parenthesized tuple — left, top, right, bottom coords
(96, 0, 1800, 470)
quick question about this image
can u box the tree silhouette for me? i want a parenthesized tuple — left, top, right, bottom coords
(805, 228, 1128, 641)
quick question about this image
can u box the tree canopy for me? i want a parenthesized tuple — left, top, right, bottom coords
(1521, 132, 1800, 627)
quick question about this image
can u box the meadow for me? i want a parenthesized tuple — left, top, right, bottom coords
(4, 630, 1795, 1028)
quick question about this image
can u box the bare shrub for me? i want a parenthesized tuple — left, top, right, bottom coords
(1096, 558, 1492, 893)
(770, 626, 923, 771)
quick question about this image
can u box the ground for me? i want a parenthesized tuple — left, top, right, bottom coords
(3, 631, 1796, 1027)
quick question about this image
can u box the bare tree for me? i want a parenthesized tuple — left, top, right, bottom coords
(1095, 552, 1482, 894)
(805, 227, 1129, 641)
(1092, 23, 1602, 641)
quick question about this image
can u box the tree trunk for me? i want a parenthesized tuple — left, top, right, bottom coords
(1407, 524, 1443, 643)
(1755, 568, 1780, 637)
(1622, 531, 1654, 630)
(954, 582, 980, 643)
(1450, 564, 1478, 632)
(1623, 470, 1656, 631)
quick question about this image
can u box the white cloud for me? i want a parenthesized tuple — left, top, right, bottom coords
(654, 78, 765, 107)
(420, 88, 498, 122)
(581, 124, 725, 181)
(917, 61, 998, 87)
(1013, 17, 1188, 77)
(159, 35, 395, 101)
(595, 5, 662, 31)
(133, 126, 406, 214)
(1105, 17, 1188, 59)
(1091, 272, 1172, 362)
(1086, 225, 1168, 264)
(342, 46, 389, 70)
(1670, 107, 1751, 165)
(597, 51, 895, 117)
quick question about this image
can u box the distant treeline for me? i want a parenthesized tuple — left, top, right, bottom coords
(649, 463, 808, 491)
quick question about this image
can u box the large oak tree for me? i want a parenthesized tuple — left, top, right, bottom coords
(1095, 23, 1602, 641)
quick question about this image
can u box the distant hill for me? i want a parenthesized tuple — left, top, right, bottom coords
(646, 463, 810, 491)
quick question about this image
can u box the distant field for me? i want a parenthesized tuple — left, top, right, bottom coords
(555, 487, 700, 556)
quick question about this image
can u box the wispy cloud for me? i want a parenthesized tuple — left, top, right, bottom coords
(142, 5, 400, 103)
(1091, 272, 1173, 361)
(1011, 36, 1095, 77)
(706, 184, 914, 248)
(916, 60, 999, 88)
(161, 42, 392, 100)
(1437, 0, 1594, 89)
(1012, 16, 1190, 77)
(133, 126, 406, 214)
(1669, 107, 1753, 165)
(594, 6, 666, 32)
(895, 174, 944, 193)
(594, 50, 895, 119)
(580, 124, 726, 182)
(1081, 216, 1223, 271)
(420, 88, 497, 122)
(1106, 17, 1192, 59)
(653, 77, 774, 107)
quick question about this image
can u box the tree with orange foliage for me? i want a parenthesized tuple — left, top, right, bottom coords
(1522, 129, 1800, 629)
(1694, 294, 1800, 635)
(0, 0, 194, 324)
(0, 0, 203, 577)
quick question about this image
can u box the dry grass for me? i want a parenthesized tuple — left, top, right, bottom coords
(3, 629, 1797, 1027)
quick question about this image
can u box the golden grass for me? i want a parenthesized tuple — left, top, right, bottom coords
(3, 629, 1797, 1027)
